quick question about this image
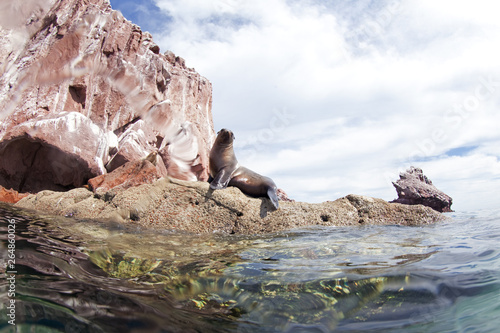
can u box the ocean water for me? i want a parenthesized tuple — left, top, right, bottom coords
(1, 203, 499, 332)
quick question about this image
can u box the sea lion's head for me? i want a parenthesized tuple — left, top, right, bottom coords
(215, 128, 235, 145)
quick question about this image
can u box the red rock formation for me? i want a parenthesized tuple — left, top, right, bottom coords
(391, 166, 453, 212)
(0, 0, 214, 193)
(0, 186, 29, 204)
(88, 155, 160, 195)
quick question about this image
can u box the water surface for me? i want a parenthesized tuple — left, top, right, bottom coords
(1, 203, 499, 332)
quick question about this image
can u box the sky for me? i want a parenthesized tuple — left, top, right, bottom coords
(109, 0, 500, 211)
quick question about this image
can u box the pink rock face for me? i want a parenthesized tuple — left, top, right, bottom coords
(0, 112, 107, 192)
(391, 166, 453, 212)
(0, 0, 214, 193)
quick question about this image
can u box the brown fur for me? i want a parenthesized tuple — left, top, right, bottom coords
(209, 129, 279, 209)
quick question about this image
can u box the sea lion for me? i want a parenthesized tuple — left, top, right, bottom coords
(209, 129, 279, 209)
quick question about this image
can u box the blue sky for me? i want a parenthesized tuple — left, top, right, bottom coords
(110, 0, 500, 211)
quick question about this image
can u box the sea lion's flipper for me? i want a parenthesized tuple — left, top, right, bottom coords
(267, 188, 279, 209)
(210, 169, 232, 190)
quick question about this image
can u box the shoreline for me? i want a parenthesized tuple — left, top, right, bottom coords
(11, 176, 447, 235)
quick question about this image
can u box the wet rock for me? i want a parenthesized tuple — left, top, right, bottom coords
(16, 178, 447, 235)
(0, 185, 29, 203)
(391, 166, 453, 212)
(0, 0, 214, 193)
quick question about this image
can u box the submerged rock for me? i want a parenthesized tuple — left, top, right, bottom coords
(391, 166, 453, 212)
(15, 178, 446, 235)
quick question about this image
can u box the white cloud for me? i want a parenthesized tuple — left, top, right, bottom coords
(418, 153, 500, 211)
(145, 0, 500, 211)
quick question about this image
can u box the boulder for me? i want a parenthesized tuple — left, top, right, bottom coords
(0, 0, 214, 193)
(16, 177, 447, 235)
(391, 166, 453, 212)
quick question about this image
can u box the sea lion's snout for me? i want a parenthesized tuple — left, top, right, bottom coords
(217, 128, 235, 143)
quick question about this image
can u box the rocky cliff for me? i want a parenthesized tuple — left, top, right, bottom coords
(0, 0, 214, 193)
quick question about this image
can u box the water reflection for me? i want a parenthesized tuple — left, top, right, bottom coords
(1, 203, 500, 332)
(0, 204, 238, 332)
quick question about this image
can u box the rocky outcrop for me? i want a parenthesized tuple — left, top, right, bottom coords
(16, 177, 446, 235)
(391, 166, 453, 212)
(0, 0, 214, 194)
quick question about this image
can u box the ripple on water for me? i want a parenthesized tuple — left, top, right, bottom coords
(1, 204, 500, 332)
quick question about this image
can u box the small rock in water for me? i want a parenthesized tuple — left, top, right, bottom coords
(391, 166, 453, 212)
